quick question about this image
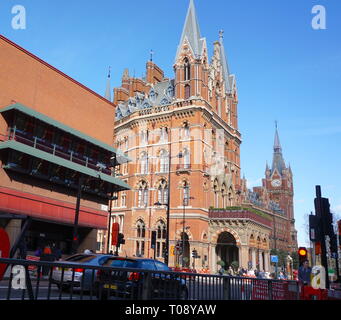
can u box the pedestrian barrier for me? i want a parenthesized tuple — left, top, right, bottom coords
(300, 285, 328, 300)
(26, 256, 39, 272)
(0, 258, 302, 301)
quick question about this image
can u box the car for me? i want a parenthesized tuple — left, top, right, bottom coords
(50, 253, 115, 291)
(95, 257, 189, 300)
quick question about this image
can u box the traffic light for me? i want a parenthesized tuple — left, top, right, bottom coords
(330, 234, 338, 254)
(117, 233, 125, 246)
(309, 215, 322, 242)
(298, 247, 308, 266)
(338, 220, 341, 247)
(321, 198, 334, 237)
(192, 249, 198, 259)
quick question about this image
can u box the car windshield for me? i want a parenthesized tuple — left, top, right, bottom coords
(65, 254, 97, 263)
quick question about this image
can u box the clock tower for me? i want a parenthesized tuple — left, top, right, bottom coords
(265, 125, 298, 251)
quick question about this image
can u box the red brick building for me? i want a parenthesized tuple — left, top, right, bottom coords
(0, 35, 129, 255)
(109, 0, 297, 272)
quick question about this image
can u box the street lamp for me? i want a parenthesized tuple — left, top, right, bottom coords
(71, 167, 111, 254)
(182, 195, 194, 268)
(154, 151, 183, 266)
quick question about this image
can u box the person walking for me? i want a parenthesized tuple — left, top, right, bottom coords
(298, 260, 312, 286)
(52, 243, 62, 261)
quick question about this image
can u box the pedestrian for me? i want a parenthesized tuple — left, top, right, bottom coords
(17, 238, 27, 260)
(52, 243, 62, 261)
(227, 266, 234, 276)
(254, 269, 259, 278)
(298, 260, 312, 286)
(40, 245, 54, 277)
(43, 245, 52, 255)
(35, 247, 42, 257)
(218, 266, 225, 276)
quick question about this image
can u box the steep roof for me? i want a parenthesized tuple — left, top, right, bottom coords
(271, 126, 286, 176)
(175, 0, 204, 62)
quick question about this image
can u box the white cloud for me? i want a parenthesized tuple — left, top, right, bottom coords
(332, 204, 341, 214)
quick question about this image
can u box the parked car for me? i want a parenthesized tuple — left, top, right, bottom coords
(50, 253, 114, 291)
(95, 257, 188, 300)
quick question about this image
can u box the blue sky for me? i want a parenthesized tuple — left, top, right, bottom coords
(1, 0, 340, 247)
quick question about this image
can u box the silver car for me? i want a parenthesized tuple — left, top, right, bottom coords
(50, 253, 114, 291)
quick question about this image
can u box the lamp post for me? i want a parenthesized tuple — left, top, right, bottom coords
(71, 167, 107, 254)
(182, 194, 194, 268)
(106, 192, 119, 254)
(154, 151, 183, 266)
(72, 175, 85, 254)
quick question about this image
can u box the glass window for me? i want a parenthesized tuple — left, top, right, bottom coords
(185, 85, 190, 99)
(105, 258, 137, 268)
(155, 261, 170, 272)
(65, 254, 97, 263)
(139, 260, 156, 270)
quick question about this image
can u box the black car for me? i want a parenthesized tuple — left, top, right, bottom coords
(95, 257, 188, 300)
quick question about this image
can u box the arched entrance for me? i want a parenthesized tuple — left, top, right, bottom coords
(216, 232, 239, 270)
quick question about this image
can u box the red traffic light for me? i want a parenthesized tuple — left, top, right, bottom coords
(298, 247, 308, 257)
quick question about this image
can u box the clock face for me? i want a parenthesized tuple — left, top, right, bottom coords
(271, 179, 282, 187)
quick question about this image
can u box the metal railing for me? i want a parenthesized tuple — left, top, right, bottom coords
(1, 130, 112, 176)
(0, 258, 301, 301)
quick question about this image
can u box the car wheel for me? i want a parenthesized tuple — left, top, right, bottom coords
(179, 287, 188, 300)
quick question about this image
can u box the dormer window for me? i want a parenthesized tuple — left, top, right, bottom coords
(166, 85, 174, 98)
(160, 98, 169, 106)
(149, 90, 157, 102)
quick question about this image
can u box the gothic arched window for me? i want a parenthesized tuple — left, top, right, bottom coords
(185, 84, 190, 100)
(183, 148, 190, 169)
(159, 149, 169, 173)
(184, 58, 190, 81)
(140, 152, 149, 174)
(157, 179, 168, 205)
(183, 181, 190, 206)
(156, 220, 167, 258)
(137, 181, 148, 207)
(136, 219, 146, 257)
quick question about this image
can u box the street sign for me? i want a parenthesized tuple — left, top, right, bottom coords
(0, 228, 10, 281)
(271, 255, 279, 263)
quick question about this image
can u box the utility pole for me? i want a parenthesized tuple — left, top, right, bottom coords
(314, 186, 330, 289)
(72, 175, 84, 254)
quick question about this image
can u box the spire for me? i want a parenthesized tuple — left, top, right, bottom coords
(175, 0, 203, 62)
(271, 123, 286, 176)
(105, 66, 111, 101)
(218, 30, 232, 93)
(274, 121, 282, 152)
